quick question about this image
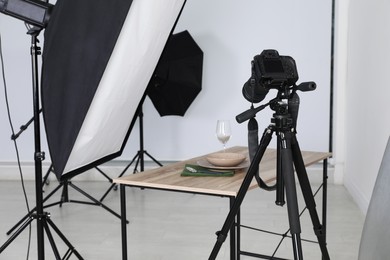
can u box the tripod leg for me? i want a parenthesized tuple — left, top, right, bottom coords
(280, 132, 303, 260)
(291, 134, 330, 259)
(209, 128, 273, 260)
(276, 135, 285, 206)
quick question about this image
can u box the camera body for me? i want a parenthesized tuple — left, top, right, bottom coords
(242, 49, 299, 103)
(253, 49, 298, 88)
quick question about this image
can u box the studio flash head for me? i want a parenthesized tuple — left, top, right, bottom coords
(0, 0, 53, 28)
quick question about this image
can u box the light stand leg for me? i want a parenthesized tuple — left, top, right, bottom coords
(69, 182, 127, 222)
(42, 164, 54, 188)
(46, 218, 83, 259)
(0, 216, 34, 253)
(43, 218, 61, 260)
(6, 175, 128, 238)
(99, 153, 139, 202)
(6, 181, 64, 235)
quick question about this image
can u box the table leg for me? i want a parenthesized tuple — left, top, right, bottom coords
(120, 184, 127, 260)
(322, 159, 328, 260)
(237, 206, 240, 260)
(229, 197, 236, 260)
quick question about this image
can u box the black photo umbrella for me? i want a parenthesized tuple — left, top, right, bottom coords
(147, 30, 203, 116)
(41, 0, 187, 180)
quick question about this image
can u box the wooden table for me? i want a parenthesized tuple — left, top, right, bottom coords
(114, 146, 331, 259)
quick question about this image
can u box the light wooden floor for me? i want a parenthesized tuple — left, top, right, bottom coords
(0, 168, 364, 259)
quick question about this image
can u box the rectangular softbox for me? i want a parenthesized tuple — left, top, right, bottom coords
(41, 0, 186, 180)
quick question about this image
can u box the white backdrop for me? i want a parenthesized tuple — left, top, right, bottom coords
(0, 0, 332, 164)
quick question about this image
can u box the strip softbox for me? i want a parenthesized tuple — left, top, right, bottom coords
(41, 0, 186, 180)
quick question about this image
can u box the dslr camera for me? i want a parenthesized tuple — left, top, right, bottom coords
(242, 49, 299, 103)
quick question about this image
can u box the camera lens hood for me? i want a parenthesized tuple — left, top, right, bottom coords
(242, 79, 269, 103)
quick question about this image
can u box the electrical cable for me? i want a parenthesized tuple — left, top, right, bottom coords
(0, 32, 32, 260)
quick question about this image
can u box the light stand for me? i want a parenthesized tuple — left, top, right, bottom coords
(99, 102, 162, 202)
(0, 27, 82, 260)
(121, 105, 163, 174)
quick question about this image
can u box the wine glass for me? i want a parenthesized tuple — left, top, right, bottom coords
(216, 120, 231, 151)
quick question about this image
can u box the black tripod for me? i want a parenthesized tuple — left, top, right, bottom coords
(0, 28, 82, 259)
(209, 88, 330, 259)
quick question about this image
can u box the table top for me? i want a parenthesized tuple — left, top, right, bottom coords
(113, 146, 331, 197)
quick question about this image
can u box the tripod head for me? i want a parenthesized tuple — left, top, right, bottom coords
(236, 81, 316, 126)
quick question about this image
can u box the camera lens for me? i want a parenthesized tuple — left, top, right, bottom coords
(242, 79, 269, 103)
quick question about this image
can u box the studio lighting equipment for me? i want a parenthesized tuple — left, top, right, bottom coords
(0, 0, 53, 28)
(1, 0, 187, 259)
(147, 30, 203, 116)
(41, 0, 187, 180)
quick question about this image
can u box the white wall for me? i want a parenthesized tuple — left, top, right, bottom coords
(0, 1, 332, 175)
(0, 16, 38, 162)
(124, 0, 332, 161)
(334, 0, 390, 213)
